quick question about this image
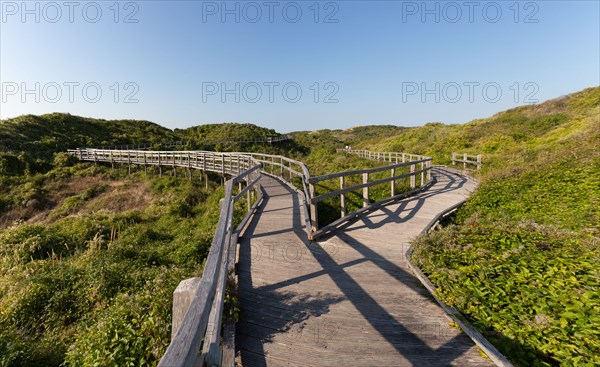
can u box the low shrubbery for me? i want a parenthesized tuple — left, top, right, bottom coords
(410, 87, 599, 365)
(0, 166, 224, 366)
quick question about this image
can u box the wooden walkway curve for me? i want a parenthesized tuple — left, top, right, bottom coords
(68, 147, 505, 366)
(235, 168, 493, 366)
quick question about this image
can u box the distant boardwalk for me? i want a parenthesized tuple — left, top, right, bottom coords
(236, 169, 492, 366)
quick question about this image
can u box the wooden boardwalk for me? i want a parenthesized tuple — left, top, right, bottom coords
(236, 168, 493, 366)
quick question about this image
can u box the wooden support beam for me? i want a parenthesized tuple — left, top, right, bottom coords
(309, 182, 319, 231)
(362, 172, 369, 208)
(340, 176, 346, 218)
(391, 168, 396, 196)
(427, 161, 431, 181)
(247, 187, 251, 212)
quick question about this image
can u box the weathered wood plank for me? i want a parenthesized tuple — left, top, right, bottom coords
(235, 172, 498, 367)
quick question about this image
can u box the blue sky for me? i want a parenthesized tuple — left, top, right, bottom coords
(1, 1, 599, 132)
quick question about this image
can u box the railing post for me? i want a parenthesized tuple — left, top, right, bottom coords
(402, 153, 406, 163)
(309, 182, 319, 231)
(171, 277, 202, 340)
(463, 153, 467, 169)
(410, 163, 416, 189)
(280, 157, 284, 177)
(188, 152, 192, 180)
(420, 161, 424, 187)
(158, 153, 162, 177)
(247, 186, 251, 212)
(340, 176, 346, 218)
(477, 155, 482, 169)
(427, 160, 432, 181)
(362, 172, 369, 207)
(271, 156, 275, 175)
(391, 167, 396, 196)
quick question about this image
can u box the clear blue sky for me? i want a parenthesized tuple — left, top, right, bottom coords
(1, 1, 599, 132)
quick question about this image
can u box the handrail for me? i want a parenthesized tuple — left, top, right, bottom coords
(299, 149, 434, 238)
(452, 152, 482, 169)
(336, 148, 429, 163)
(310, 158, 431, 183)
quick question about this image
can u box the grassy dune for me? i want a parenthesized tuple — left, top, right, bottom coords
(0, 87, 597, 366)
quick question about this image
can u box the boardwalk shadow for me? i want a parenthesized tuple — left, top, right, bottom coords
(236, 174, 486, 366)
(330, 168, 470, 234)
(236, 181, 345, 366)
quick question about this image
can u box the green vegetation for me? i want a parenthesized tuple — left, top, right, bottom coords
(0, 162, 226, 366)
(0, 113, 176, 176)
(0, 86, 597, 366)
(175, 122, 307, 156)
(409, 87, 599, 365)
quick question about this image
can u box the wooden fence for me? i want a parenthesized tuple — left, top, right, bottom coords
(452, 152, 482, 169)
(311, 153, 432, 238)
(336, 148, 427, 163)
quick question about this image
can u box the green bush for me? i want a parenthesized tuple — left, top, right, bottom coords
(52, 152, 78, 168)
(412, 221, 599, 365)
(64, 269, 185, 367)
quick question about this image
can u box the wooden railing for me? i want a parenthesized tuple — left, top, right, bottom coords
(309, 156, 432, 238)
(158, 164, 262, 367)
(69, 148, 256, 177)
(452, 152, 482, 169)
(336, 148, 427, 163)
(68, 146, 435, 365)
